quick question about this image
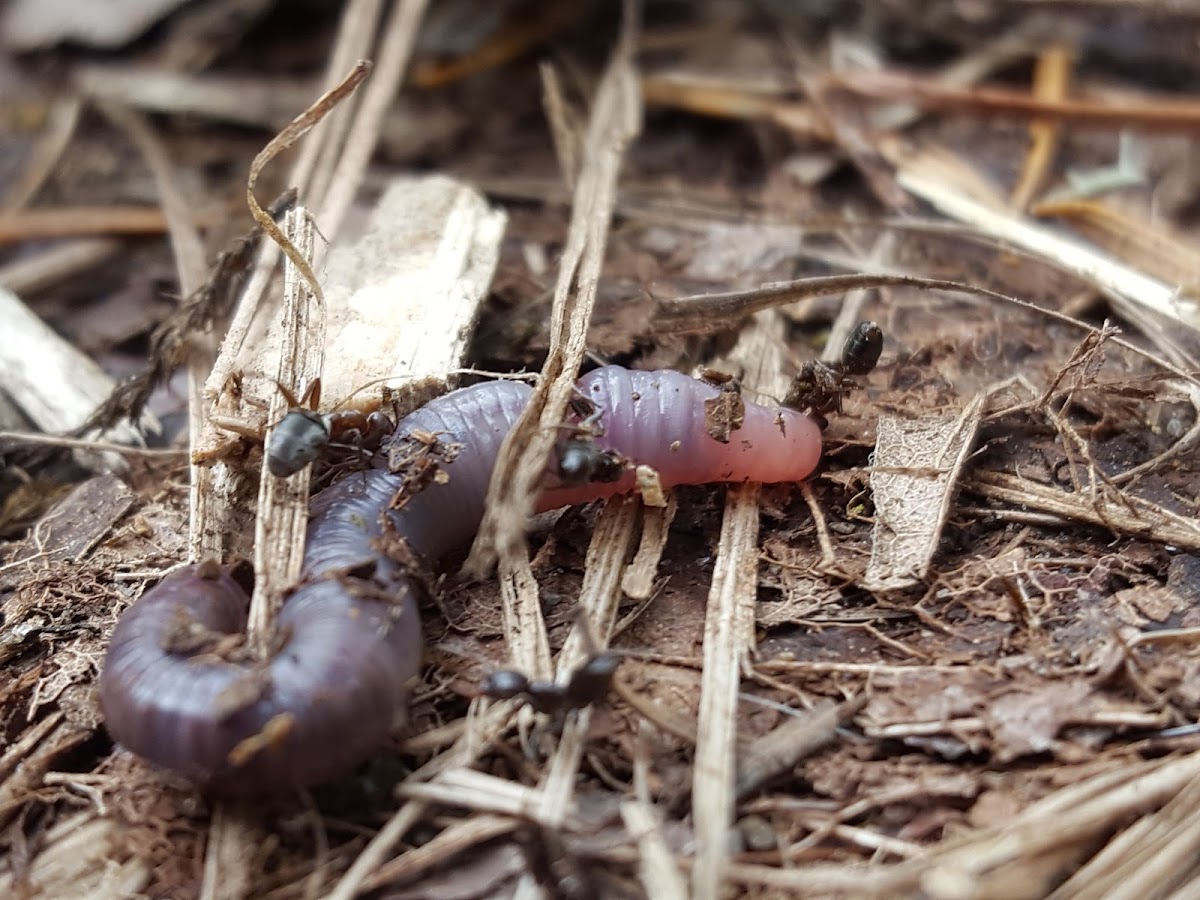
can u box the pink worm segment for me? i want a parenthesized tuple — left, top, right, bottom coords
(542, 367, 822, 508)
(99, 367, 821, 792)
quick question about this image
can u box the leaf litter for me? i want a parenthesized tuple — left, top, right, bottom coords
(2, 2, 1200, 898)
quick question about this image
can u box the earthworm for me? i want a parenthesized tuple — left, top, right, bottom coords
(99, 368, 822, 792)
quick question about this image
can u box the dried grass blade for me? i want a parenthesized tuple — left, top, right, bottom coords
(968, 469, 1200, 551)
(247, 208, 320, 640)
(464, 2, 642, 581)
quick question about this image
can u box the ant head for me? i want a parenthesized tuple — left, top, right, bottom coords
(266, 409, 332, 477)
(555, 439, 625, 486)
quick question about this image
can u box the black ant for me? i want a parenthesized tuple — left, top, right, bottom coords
(265, 379, 394, 478)
(784, 321, 883, 426)
(479, 652, 622, 715)
(480, 604, 622, 715)
(213, 378, 394, 478)
(551, 394, 627, 487)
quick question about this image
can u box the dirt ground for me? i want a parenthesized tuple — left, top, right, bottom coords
(2, 1, 1200, 898)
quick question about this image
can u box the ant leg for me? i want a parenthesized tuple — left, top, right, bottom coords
(563, 386, 607, 438)
(575, 386, 606, 437)
(209, 416, 267, 441)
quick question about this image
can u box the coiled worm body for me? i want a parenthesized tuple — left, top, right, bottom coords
(99, 368, 821, 792)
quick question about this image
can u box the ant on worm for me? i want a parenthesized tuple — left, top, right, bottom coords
(262, 369, 543, 478)
(212, 377, 394, 478)
(264, 379, 393, 478)
(551, 394, 627, 487)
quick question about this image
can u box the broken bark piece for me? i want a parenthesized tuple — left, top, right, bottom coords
(320, 176, 507, 413)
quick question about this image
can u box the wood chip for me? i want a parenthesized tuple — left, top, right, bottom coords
(620, 494, 678, 600)
(703, 387, 746, 442)
(736, 697, 867, 798)
(0, 286, 147, 457)
(320, 176, 506, 411)
(634, 464, 668, 507)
